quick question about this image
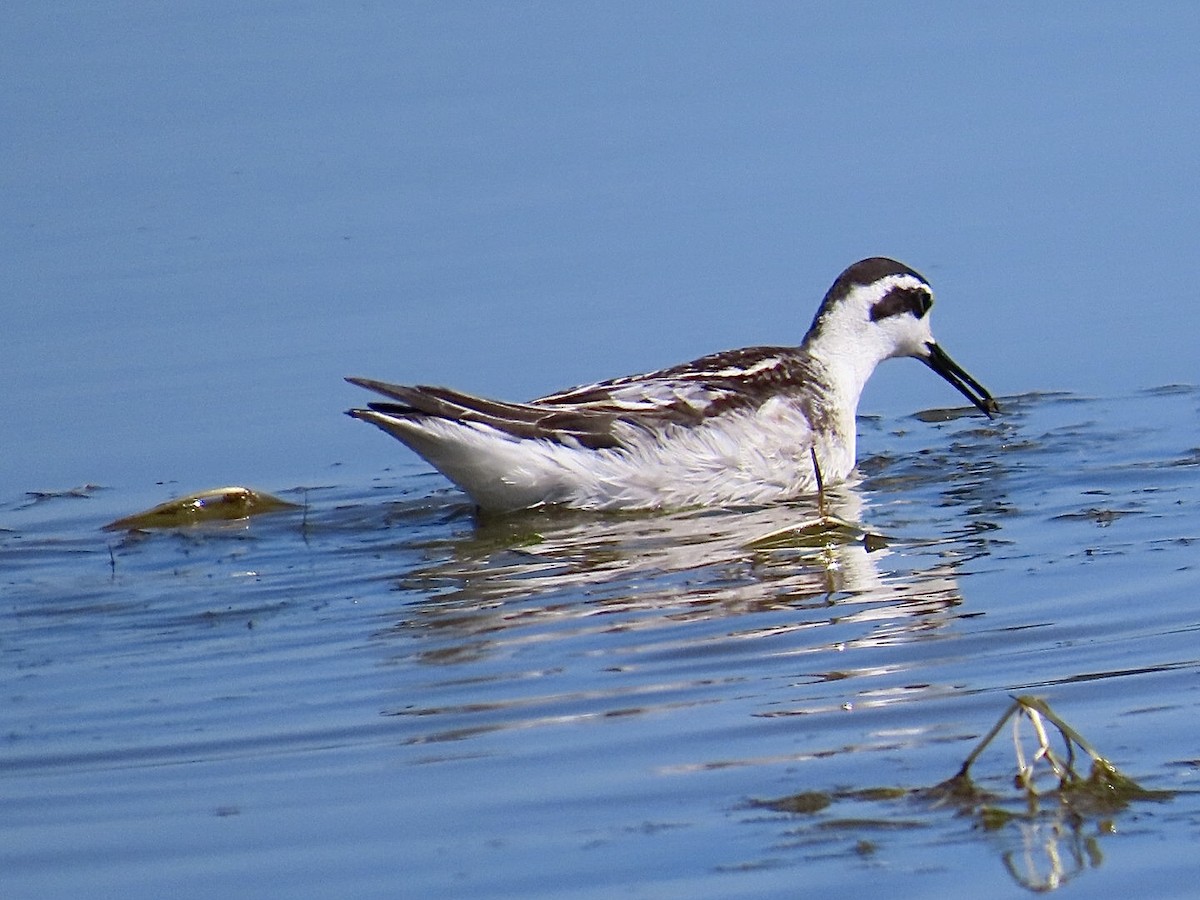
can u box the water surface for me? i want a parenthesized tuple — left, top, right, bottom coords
(4, 4, 1200, 897)
(5, 389, 1199, 897)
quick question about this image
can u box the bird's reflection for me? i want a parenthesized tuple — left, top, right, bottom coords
(375, 482, 971, 663)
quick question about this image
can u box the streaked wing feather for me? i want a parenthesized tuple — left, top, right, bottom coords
(347, 346, 813, 450)
(349, 377, 625, 448)
(537, 345, 797, 404)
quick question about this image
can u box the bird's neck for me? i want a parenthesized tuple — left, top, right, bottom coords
(800, 329, 883, 424)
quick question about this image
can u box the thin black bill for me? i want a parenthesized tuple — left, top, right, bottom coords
(923, 342, 1000, 418)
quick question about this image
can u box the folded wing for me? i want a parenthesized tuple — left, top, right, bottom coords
(346, 346, 811, 451)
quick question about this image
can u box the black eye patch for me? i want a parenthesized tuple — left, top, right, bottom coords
(869, 286, 932, 322)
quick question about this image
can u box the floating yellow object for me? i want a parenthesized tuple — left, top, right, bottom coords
(102, 486, 298, 531)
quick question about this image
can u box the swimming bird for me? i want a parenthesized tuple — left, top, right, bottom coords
(347, 257, 998, 513)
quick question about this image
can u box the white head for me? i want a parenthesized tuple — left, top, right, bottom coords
(803, 257, 998, 417)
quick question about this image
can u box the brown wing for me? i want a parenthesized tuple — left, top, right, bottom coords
(346, 347, 813, 451)
(347, 377, 627, 449)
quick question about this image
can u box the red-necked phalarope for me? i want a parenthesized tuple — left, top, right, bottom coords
(347, 257, 999, 512)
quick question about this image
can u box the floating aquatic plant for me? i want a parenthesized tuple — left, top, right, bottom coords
(744, 448, 888, 552)
(755, 696, 1172, 891)
(102, 486, 297, 531)
(926, 695, 1169, 817)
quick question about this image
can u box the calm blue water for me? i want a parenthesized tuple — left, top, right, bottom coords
(5, 389, 1200, 898)
(4, 4, 1200, 898)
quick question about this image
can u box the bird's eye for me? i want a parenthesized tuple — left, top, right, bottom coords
(870, 287, 932, 322)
